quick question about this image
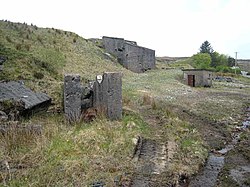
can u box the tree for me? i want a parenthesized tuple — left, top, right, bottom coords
(227, 56, 235, 67)
(210, 52, 228, 67)
(191, 53, 211, 69)
(199, 40, 214, 54)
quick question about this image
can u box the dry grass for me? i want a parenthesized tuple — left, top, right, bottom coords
(0, 111, 151, 186)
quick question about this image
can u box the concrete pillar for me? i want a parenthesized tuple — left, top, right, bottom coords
(64, 74, 81, 123)
(93, 72, 122, 120)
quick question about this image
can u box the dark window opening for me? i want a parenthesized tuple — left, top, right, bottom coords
(118, 48, 123, 52)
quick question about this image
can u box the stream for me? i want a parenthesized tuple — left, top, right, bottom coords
(189, 107, 250, 187)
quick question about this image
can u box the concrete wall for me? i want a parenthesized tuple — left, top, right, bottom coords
(124, 43, 155, 73)
(64, 72, 122, 122)
(183, 70, 212, 87)
(64, 74, 82, 123)
(93, 72, 122, 120)
(102, 36, 155, 73)
(102, 36, 124, 62)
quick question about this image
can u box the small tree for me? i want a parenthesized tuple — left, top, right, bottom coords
(227, 56, 235, 67)
(199, 40, 213, 54)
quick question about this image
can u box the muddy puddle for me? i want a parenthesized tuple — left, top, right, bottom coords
(189, 107, 250, 187)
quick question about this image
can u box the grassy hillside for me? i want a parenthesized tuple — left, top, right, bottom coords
(1, 21, 250, 186)
(0, 20, 131, 106)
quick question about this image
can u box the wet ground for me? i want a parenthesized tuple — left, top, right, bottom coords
(189, 107, 250, 187)
(128, 106, 250, 187)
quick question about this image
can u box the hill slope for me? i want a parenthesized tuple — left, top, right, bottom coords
(0, 20, 131, 105)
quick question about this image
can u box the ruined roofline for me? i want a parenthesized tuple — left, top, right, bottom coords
(124, 42, 155, 52)
(124, 40, 137, 46)
(102, 36, 154, 52)
(102, 36, 124, 41)
(182, 69, 214, 72)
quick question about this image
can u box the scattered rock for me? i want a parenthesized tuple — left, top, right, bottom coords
(0, 111, 8, 122)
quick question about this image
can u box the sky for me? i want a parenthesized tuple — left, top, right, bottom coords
(1, 0, 250, 58)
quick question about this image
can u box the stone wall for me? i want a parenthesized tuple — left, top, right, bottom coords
(102, 36, 155, 73)
(64, 72, 122, 123)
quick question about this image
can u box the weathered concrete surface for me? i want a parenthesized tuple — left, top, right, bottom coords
(183, 69, 213, 87)
(0, 81, 51, 115)
(102, 36, 155, 73)
(93, 72, 122, 120)
(64, 74, 81, 123)
(81, 82, 94, 111)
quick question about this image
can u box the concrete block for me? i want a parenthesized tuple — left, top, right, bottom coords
(64, 74, 81, 123)
(93, 72, 122, 120)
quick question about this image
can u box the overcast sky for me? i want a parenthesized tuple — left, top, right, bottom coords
(1, 0, 250, 58)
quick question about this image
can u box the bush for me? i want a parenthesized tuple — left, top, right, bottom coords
(215, 65, 241, 74)
(215, 65, 230, 73)
(33, 72, 44, 79)
(5, 36, 12, 43)
(37, 35, 43, 43)
(24, 44, 31, 51)
(191, 53, 211, 69)
(15, 43, 22, 50)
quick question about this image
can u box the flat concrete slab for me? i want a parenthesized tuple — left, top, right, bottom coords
(0, 81, 51, 110)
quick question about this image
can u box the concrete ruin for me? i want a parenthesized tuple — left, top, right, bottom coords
(0, 81, 51, 118)
(102, 36, 155, 73)
(182, 69, 213, 87)
(64, 74, 82, 123)
(63, 72, 122, 123)
(93, 72, 122, 120)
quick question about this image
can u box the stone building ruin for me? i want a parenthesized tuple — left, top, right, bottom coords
(182, 69, 213, 87)
(102, 36, 155, 73)
(64, 72, 122, 123)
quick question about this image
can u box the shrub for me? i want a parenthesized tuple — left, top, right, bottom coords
(5, 36, 12, 43)
(37, 35, 43, 43)
(15, 43, 22, 50)
(33, 72, 44, 79)
(24, 44, 31, 51)
(191, 53, 211, 69)
(73, 38, 77, 43)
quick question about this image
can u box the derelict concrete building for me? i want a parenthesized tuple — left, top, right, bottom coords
(102, 36, 155, 73)
(182, 69, 213, 87)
